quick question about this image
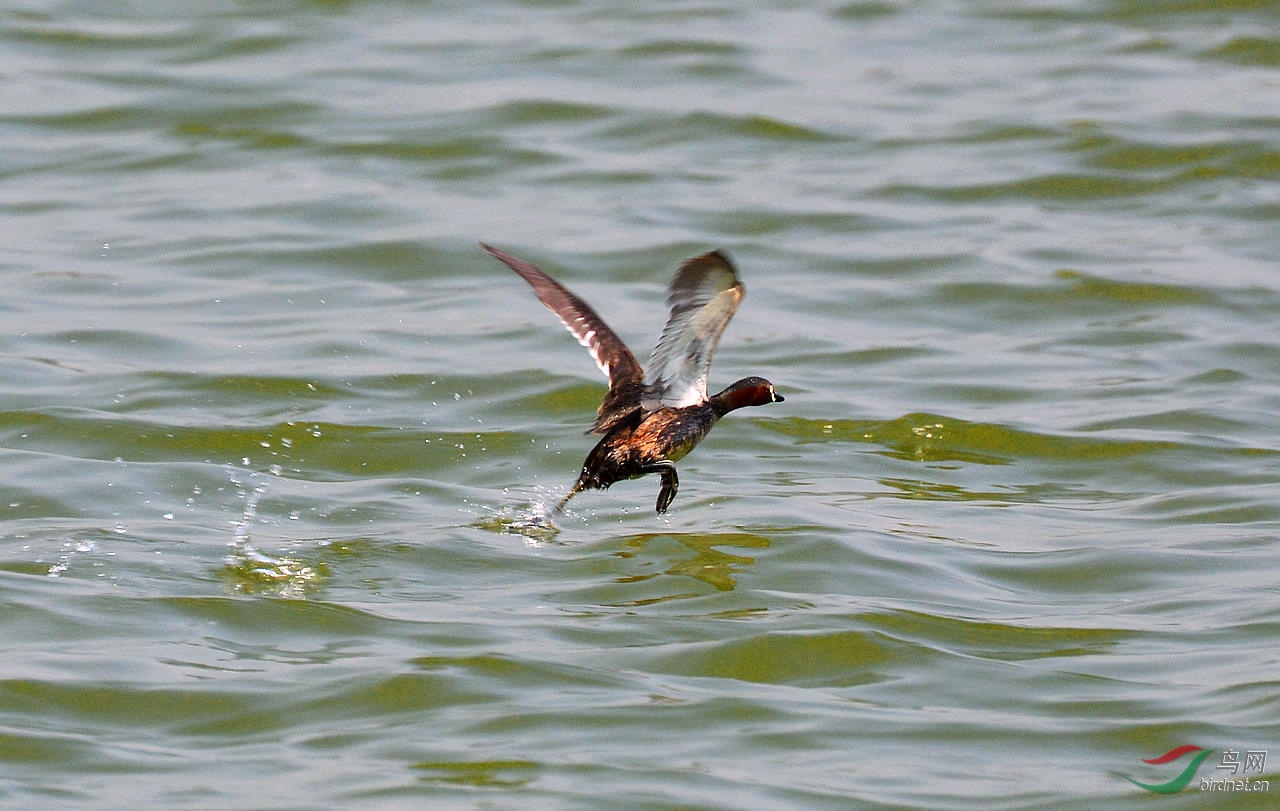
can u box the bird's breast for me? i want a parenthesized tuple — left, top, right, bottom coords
(627, 406, 716, 464)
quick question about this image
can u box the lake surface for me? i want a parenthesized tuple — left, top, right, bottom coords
(2, 1, 1278, 808)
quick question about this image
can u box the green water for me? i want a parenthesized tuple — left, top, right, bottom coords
(3, 1, 1278, 808)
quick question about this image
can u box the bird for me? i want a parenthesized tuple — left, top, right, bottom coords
(483, 243, 782, 514)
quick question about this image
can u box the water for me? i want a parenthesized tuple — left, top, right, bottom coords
(3, 1, 1279, 808)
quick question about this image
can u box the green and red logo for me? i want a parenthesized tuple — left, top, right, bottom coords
(1126, 745, 1215, 793)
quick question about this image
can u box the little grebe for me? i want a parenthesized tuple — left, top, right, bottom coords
(484, 243, 783, 513)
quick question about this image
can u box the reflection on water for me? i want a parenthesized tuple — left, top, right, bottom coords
(412, 759, 539, 789)
(613, 531, 770, 594)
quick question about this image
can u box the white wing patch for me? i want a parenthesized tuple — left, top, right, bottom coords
(642, 251, 743, 411)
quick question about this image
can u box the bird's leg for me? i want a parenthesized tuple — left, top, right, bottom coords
(643, 461, 679, 514)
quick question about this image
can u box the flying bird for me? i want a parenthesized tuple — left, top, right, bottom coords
(484, 243, 782, 513)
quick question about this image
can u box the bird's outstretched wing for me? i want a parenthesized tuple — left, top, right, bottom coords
(484, 243, 645, 433)
(642, 251, 743, 411)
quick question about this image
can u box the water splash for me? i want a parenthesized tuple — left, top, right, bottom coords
(469, 486, 582, 543)
(46, 539, 99, 577)
(230, 471, 268, 548)
(219, 470, 326, 597)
